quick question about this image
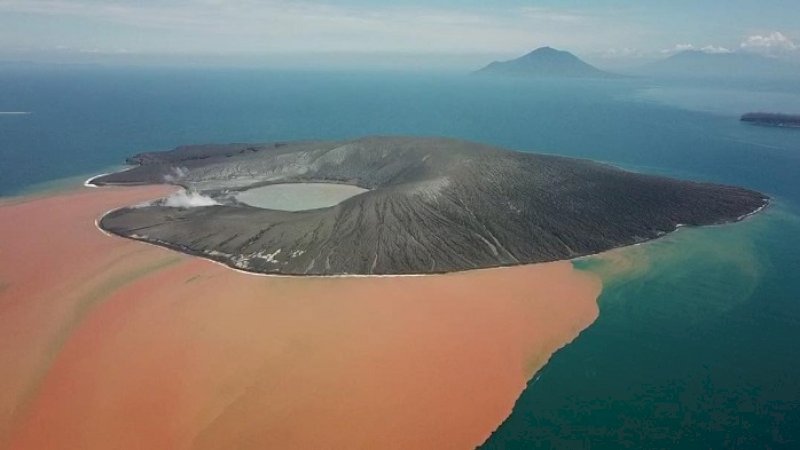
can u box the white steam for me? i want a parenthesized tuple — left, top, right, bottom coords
(163, 190, 220, 208)
(163, 166, 190, 183)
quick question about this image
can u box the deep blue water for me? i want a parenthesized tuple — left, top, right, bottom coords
(1, 66, 799, 448)
(1, 67, 798, 200)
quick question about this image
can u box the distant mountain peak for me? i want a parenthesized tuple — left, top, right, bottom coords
(526, 46, 558, 54)
(636, 49, 800, 79)
(476, 46, 617, 78)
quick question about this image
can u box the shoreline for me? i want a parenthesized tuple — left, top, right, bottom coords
(83, 173, 111, 188)
(84, 136, 768, 277)
(84, 166, 137, 189)
(2, 171, 768, 449)
(91, 173, 771, 278)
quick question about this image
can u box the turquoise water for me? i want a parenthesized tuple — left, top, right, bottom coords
(1, 66, 799, 447)
(483, 207, 800, 448)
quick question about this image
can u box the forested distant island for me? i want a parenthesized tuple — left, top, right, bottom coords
(741, 113, 800, 128)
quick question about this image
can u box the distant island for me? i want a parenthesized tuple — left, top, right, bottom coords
(635, 50, 800, 79)
(741, 112, 800, 128)
(90, 137, 767, 276)
(475, 47, 618, 78)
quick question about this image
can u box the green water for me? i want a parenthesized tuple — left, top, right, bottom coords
(482, 205, 800, 448)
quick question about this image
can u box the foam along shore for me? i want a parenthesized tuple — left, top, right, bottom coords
(84, 173, 112, 188)
(0, 185, 601, 450)
(84, 167, 135, 188)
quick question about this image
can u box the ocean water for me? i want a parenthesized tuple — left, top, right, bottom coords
(1, 66, 799, 447)
(482, 208, 800, 448)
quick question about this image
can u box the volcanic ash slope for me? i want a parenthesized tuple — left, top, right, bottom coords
(94, 136, 768, 275)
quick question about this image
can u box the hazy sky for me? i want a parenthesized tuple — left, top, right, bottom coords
(0, 0, 798, 68)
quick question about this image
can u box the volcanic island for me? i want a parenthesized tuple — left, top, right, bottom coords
(92, 136, 768, 276)
(1, 136, 771, 450)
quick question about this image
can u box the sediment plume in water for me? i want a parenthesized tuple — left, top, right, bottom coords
(0, 185, 602, 449)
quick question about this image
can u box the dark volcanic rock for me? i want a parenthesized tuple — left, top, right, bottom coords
(95, 136, 768, 276)
(741, 112, 800, 128)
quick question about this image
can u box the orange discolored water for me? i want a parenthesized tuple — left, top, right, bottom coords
(0, 185, 601, 450)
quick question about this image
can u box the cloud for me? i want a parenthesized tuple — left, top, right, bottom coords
(517, 7, 586, 23)
(740, 32, 797, 54)
(661, 43, 731, 55)
(162, 190, 219, 208)
(0, 0, 625, 56)
(698, 45, 732, 54)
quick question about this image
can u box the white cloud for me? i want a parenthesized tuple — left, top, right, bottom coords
(660, 43, 731, 55)
(661, 43, 694, 54)
(740, 32, 797, 54)
(698, 45, 732, 54)
(162, 190, 219, 208)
